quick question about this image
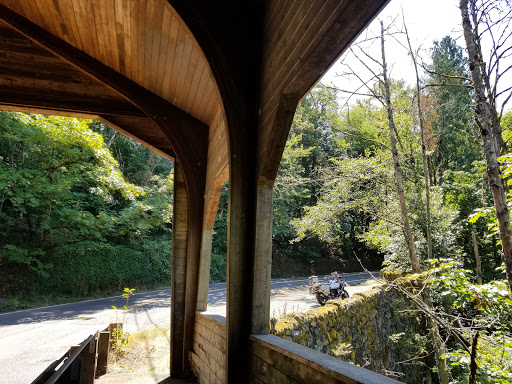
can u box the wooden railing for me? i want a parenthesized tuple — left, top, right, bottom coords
(31, 324, 120, 384)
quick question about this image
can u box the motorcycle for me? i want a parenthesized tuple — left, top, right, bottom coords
(308, 271, 349, 305)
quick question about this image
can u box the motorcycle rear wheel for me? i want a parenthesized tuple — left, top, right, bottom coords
(316, 292, 329, 306)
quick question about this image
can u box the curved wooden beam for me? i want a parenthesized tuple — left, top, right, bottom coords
(169, 2, 264, 382)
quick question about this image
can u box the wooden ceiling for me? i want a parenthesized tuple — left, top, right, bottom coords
(0, 0, 225, 173)
(0, 0, 222, 127)
(0, 0, 388, 190)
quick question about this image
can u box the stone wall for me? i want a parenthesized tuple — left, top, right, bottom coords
(272, 284, 430, 382)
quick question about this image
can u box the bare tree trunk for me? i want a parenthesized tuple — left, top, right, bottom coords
(468, 331, 479, 384)
(404, 21, 432, 261)
(460, 0, 512, 294)
(385, 20, 449, 384)
(467, 0, 506, 156)
(472, 228, 483, 284)
(380, 21, 420, 273)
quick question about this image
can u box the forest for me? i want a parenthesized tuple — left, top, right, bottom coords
(1, 0, 512, 382)
(0, 114, 175, 306)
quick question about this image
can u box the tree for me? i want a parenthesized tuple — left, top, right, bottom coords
(427, 36, 480, 183)
(0, 112, 174, 299)
(460, 0, 512, 294)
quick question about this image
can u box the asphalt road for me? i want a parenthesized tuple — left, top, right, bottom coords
(0, 271, 375, 383)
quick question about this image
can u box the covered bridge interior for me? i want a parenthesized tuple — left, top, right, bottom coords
(0, 1, 396, 382)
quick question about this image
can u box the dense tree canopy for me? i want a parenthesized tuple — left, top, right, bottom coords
(0, 112, 174, 303)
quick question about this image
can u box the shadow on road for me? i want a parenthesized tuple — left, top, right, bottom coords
(0, 291, 171, 326)
(0, 274, 378, 326)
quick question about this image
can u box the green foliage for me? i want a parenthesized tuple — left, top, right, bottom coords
(0, 112, 173, 304)
(273, 84, 384, 268)
(210, 253, 227, 283)
(111, 288, 136, 358)
(446, 336, 512, 384)
(293, 81, 467, 271)
(274, 133, 315, 241)
(427, 36, 480, 181)
(420, 259, 512, 383)
(211, 182, 228, 260)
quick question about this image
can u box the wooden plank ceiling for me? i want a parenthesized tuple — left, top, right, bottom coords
(0, 0, 226, 168)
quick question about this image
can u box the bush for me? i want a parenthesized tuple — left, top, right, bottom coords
(30, 241, 171, 297)
(210, 253, 226, 283)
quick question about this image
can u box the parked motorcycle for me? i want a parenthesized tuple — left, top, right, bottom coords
(308, 271, 349, 305)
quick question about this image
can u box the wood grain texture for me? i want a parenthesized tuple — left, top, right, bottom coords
(0, 0, 225, 128)
(171, 163, 188, 377)
(257, 0, 389, 181)
(251, 183, 273, 335)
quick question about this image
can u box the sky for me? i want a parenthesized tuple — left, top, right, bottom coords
(322, 0, 467, 93)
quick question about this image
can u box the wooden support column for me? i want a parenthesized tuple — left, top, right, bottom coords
(170, 162, 188, 377)
(251, 180, 273, 334)
(171, 160, 205, 377)
(226, 146, 257, 383)
(183, 190, 203, 375)
(197, 174, 227, 311)
(196, 228, 213, 311)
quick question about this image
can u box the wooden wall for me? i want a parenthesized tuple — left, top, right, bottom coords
(190, 313, 227, 384)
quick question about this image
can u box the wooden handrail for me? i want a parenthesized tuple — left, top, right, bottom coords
(44, 333, 96, 384)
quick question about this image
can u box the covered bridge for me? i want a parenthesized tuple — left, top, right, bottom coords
(0, 1, 398, 382)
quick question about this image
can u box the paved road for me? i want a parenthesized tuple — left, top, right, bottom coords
(0, 271, 376, 383)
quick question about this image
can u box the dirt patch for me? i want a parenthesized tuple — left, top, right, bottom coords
(96, 327, 173, 383)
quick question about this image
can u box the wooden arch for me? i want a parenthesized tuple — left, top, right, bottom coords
(0, 0, 229, 377)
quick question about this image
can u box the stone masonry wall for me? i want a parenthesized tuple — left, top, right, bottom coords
(272, 284, 430, 382)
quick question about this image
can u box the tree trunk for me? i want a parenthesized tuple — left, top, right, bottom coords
(380, 21, 420, 272)
(467, 0, 506, 156)
(472, 228, 483, 284)
(468, 331, 479, 384)
(404, 21, 432, 260)
(382, 21, 449, 384)
(460, 0, 512, 294)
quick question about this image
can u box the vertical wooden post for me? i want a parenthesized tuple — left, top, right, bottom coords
(97, 331, 110, 375)
(79, 334, 98, 384)
(196, 228, 213, 311)
(197, 175, 227, 311)
(251, 181, 273, 334)
(226, 155, 256, 383)
(183, 188, 204, 373)
(108, 323, 122, 350)
(170, 162, 188, 377)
